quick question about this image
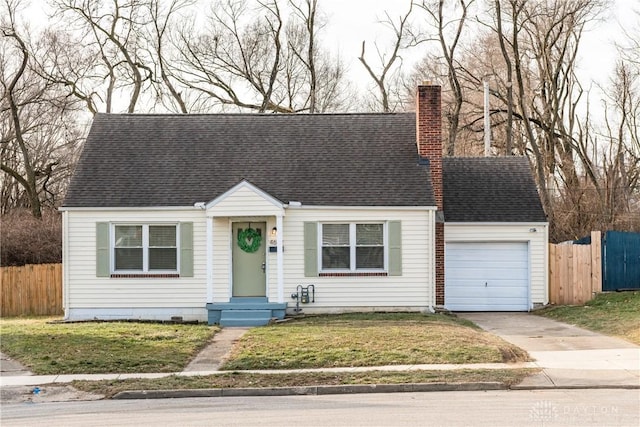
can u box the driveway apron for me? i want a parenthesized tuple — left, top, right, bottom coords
(458, 312, 640, 388)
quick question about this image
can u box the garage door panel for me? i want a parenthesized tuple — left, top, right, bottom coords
(445, 302, 529, 311)
(446, 259, 528, 269)
(448, 281, 527, 297)
(445, 285, 528, 298)
(446, 268, 528, 281)
(445, 242, 529, 312)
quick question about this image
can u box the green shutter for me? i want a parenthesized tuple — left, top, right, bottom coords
(180, 222, 194, 277)
(304, 222, 318, 277)
(388, 221, 402, 276)
(96, 222, 110, 277)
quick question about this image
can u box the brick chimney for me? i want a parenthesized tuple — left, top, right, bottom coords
(416, 84, 444, 306)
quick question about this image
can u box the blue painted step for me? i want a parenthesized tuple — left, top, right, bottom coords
(219, 309, 272, 327)
(206, 301, 288, 325)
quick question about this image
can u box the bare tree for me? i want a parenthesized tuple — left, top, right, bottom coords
(46, 0, 155, 114)
(494, 0, 513, 153)
(358, 2, 416, 113)
(170, 0, 350, 113)
(288, 0, 318, 112)
(417, 0, 474, 155)
(145, 0, 194, 113)
(172, 0, 287, 113)
(1, 0, 82, 217)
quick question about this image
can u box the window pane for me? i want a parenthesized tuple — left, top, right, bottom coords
(322, 224, 349, 246)
(356, 247, 384, 269)
(115, 226, 142, 247)
(115, 248, 143, 270)
(149, 226, 176, 247)
(356, 224, 383, 245)
(149, 248, 177, 270)
(322, 247, 350, 269)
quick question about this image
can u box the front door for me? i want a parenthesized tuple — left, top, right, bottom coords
(232, 222, 266, 297)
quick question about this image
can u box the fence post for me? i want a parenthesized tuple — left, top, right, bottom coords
(548, 243, 556, 304)
(591, 231, 602, 294)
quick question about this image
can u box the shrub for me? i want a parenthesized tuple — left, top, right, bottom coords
(1, 209, 62, 266)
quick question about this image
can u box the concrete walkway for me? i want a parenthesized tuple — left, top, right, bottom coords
(458, 312, 640, 388)
(184, 327, 250, 372)
(0, 352, 32, 377)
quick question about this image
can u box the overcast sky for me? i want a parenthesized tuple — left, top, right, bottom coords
(20, 0, 638, 106)
(320, 0, 637, 91)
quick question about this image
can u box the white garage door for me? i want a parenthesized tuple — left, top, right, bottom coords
(445, 242, 529, 311)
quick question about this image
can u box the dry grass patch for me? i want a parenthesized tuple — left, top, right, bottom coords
(0, 317, 217, 374)
(71, 369, 538, 398)
(537, 291, 640, 345)
(222, 313, 529, 370)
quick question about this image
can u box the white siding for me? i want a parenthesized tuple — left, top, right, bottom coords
(207, 186, 283, 217)
(267, 209, 435, 311)
(444, 223, 548, 306)
(65, 209, 208, 321)
(65, 207, 436, 320)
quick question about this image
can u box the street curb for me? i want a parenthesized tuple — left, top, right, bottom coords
(511, 384, 640, 390)
(112, 382, 506, 399)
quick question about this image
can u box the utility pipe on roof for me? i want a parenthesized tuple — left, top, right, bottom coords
(484, 79, 491, 157)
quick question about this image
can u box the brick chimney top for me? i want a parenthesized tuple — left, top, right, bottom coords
(416, 84, 442, 210)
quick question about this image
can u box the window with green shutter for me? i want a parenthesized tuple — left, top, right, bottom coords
(318, 222, 396, 273)
(97, 222, 193, 276)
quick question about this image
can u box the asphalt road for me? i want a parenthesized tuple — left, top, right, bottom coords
(2, 389, 639, 427)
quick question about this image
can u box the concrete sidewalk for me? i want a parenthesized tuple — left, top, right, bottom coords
(458, 312, 640, 389)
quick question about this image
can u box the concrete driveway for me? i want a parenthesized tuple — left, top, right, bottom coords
(458, 312, 640, 388)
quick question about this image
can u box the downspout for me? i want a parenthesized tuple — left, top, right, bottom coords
(206, 216, 214, 303)
(276, 214, 284, 303)
(61, 210, 70, 319)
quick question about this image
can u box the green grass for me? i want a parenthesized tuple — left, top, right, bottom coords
(71, 369, 538, 398)
(537, 291, 640, 345)
(0, 318, 217, 374)
(221, 313, 529, 370)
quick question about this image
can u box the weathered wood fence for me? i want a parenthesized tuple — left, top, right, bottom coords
(1, 263, 63, 317)
(548, 231, 602, 305)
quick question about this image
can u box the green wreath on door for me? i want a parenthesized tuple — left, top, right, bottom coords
(238, 228, 262, 253)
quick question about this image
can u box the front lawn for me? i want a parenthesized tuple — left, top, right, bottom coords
(221, 313, 529, 370)
(0, 318, 217, 374)
(536, 291, 640, 345)
(0, 313, 529, 376)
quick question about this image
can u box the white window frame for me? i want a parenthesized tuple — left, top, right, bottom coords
(111, 223, 180, 273)
(319, 222, 387, 272)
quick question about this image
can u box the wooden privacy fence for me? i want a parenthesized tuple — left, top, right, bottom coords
(549, 231, 602, 305)
(1, 263, 63, 316)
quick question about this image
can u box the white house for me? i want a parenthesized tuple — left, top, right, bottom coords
(60, 85, 548, 325)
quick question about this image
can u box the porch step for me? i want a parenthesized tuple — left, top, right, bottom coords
(219, 309, 273, 327)
(206, 301, 288, 326)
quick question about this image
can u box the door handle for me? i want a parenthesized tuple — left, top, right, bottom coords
(261, 262, 266, 273)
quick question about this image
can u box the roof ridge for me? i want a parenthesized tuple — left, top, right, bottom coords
(95, 112, 415, 118)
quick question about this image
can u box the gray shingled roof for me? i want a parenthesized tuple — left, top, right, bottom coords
(443, 157, 546, 222)
(63, 113, 435, 208)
